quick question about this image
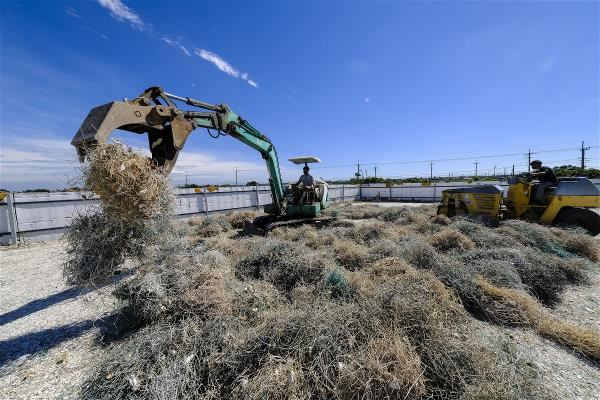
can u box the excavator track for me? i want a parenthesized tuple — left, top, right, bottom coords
(243, 215, 336, 236)
(264, 216, 336, 231)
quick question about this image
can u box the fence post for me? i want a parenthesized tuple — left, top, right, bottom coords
(6, 192, 18, 245)
(255, 185, 261, 211)
(342, 184, 345, 203)
(433, 183, 437, 203)
(203, 188, 209, 216)
(389, 186, 392, 201)
(359, 184, 363, 201)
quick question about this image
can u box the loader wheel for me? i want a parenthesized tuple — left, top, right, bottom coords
(554, 208, 600, 236)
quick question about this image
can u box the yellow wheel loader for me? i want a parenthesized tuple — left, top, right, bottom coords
(437, 175, 600, 235)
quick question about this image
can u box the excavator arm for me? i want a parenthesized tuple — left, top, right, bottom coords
(71, 86, 287, 215)
(184, 102, 286, 215)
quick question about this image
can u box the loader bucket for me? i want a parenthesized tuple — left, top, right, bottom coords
(71, 101, 194, 173)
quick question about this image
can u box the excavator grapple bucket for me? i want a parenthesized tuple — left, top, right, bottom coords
(71, 92, 195, 173)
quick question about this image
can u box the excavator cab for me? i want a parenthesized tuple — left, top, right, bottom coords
(287, 157, 330, 217)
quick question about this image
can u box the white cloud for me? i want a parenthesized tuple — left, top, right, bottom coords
(161, 37, 191, 57)
(97, 0, 147, 30)
(541, 55, 556, 72)
(64, 7, 109, 40)
(172, 152, 266, 183)
(94, 1, 258, 87)
(195, 49, 240, 78)
(0, 137, 80, 189)
(82, 26, 109, 40)
(195, 49, 258, 88)
(0, 135, 271, 189)
(364, 97, 370, 103)
(65, 7, 82, 19)
(179, 45, 191, 57)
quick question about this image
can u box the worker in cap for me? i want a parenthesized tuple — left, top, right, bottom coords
(297, 164, 315, 205)
(530, 160, 558, 204)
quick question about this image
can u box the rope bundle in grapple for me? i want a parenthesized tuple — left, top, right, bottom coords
(64, 142, 178, 285)
(84, 141, 174, 221)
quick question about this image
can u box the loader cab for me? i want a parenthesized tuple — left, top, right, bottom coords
(506, 175, 600, 234)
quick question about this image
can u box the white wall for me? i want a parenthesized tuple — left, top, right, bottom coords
(2, 179, 596, 245)
(360, 181, 509, 202)
(0, 184, 358, 245)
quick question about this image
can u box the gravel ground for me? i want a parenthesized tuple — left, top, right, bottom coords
(554, 268, 600, 331)
(473, 321, 600, 400)
(0, 241, 122, 400)
(0, 236, 598, 399)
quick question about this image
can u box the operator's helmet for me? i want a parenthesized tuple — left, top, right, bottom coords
(530, 160, 542, 167)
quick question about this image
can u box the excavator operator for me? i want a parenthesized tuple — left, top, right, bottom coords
(297, 165, 315, 205)
(530, 160, 558, 204)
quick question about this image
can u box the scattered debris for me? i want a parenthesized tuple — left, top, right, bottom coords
(61, 192, 598, 398)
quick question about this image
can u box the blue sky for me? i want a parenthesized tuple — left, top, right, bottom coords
(1, 0, 598, 189)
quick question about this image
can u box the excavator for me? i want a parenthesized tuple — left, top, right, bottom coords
(71, 86, 332, 234)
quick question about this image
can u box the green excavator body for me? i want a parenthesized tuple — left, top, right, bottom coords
(71, 86, 333, 234)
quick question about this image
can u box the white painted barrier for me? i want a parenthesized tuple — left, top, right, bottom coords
(0, 184, 359, 245)
(1, 179, 597, 245)
(360, 181, 509, 202)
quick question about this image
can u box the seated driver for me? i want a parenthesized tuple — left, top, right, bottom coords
(297, 165, 315, 205)
(530, 160, 558, 204)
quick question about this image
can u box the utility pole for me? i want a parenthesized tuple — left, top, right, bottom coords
(503, 167, 507, 179)
(581, 141, 590, 169)
(235, 167, 239, 186)
(493, 165, 496, 178)
(527, 149, 532, 172)
(355, 160, 361, 179)
(512, 164, 515, 176)
(474, 161, 479, 177)
(429, 162, 433, 181)
(374, 165, 378, 179)
(184, 172, 188, 186)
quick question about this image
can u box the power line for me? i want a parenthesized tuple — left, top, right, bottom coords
(232, 145, 599, 172)
(177, 143, 599, 183)
(335, 145, 587, 168)
(380, 157, 586, 180)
